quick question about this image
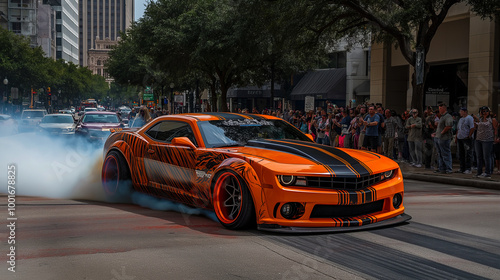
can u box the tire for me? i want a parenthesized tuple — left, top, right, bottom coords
(213, 170, 255, 230)
(102, 150, 133, 202)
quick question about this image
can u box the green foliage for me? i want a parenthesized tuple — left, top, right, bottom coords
(0, 27, 108, 108)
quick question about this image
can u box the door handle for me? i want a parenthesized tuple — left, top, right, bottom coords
(147, 149, 155, 154)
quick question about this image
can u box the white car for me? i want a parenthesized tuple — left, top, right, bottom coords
(19, 109, 48, 132)
(37, 114, 76, 136)
(0, 114, 18, 136)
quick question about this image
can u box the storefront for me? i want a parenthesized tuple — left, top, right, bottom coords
(290, 68, 346, 111)
(227, 84, 286, 112)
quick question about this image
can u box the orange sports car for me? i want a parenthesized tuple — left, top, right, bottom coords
(102, 112, 411, 232)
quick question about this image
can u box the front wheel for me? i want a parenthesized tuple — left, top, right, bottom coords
(213, 170, 255, 230)
(102, 150, 132, 202)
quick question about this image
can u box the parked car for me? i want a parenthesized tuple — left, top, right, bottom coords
(37, 114, 76, 137)
(19, 109, 48, 132)
(101, 113, 411, 232)
(75, 111, 125, 142)
(0, 114, 18, 136)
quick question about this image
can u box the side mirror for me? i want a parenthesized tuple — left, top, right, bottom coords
(171, 137, 197, 150)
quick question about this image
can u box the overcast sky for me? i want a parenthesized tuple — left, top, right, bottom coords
(135, 0, 148, 21)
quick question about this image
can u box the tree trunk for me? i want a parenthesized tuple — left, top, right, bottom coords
(270, 62, 275, 110)
(410, 62, 430, 113)
(220, 86, 228, 112)
(209, 82, 216, 112)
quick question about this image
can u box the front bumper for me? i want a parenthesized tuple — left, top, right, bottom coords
(258, 213, 411, 233)
(254, 168, 407, 230)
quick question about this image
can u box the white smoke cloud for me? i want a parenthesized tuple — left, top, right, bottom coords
(0, 133, 107, 200)
(0, 132, 218, 223)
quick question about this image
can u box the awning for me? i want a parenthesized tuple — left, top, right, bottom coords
(290, 68, 346, 100)
(354, 80, 370, 96)
(227, 84, 285, 98)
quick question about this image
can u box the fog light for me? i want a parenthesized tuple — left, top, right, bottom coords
(281, 203, 296, 219)
(393, 193, 403, 209)
(280, 203, 306, 219)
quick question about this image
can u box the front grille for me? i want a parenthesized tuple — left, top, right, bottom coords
(306, 173, 384, 190)
(310, 200, 384, 218)
(90, 130, 111, 138)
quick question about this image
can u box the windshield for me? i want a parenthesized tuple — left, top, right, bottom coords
(85, 108, 98, 112)
(42, 115, 74, 124)
(22, 111, 45, 119)
(82, 114, 119, 123)
(198, 119, 312, 148)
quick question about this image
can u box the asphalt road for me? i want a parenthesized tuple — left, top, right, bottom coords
(1, 179, 499, 280)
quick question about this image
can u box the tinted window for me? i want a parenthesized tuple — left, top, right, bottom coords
(42, 115, 74, 124)
(82, 114, 119, 123)
(145, 121, 197, 145)
(22, 111, 46, 119)
(198, 119, 312, 148)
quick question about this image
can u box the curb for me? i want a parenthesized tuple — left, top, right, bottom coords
(402, 173, 500, 191)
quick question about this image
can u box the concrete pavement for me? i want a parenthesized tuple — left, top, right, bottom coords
(400, 161, 500, 190)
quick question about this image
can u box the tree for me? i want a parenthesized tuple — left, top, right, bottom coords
(301, 0, 500, 112)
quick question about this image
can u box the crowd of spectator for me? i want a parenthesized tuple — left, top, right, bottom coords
(245, 102, 499, 179)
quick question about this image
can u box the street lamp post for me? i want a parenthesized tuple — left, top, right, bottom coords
(170, 83, 174, 114)
(3, 77, 8, 114)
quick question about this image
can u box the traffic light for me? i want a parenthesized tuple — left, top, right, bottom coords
(32, 88, 36, 95)
(47, 87, 51, 93)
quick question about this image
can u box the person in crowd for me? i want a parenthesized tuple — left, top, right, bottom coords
(433, 103, 454, 174)
(495, 120, 500, 174)
(149, 108, 157, 119)
(299, 114, 309, 133)
(128, 108, 137, 120)
(376, 105, 386, 154)
(130, 106, 152, 128)
(406, 109, 423, 167)
(395, 112, 406, 161)
(358, 105, 368, 150)
(401, 110, 411, 161)
(383, 109, 397, 159)
(362, 105, 381, 152)
(350, 108, 361, 149)
(328, 113, 338, 147)
(473, 106, 498, 179)
(455, 107, 474, 174)
(422, 107, 436, 169)
(315, 110, 330, 145)
(333, 109, 352, 148)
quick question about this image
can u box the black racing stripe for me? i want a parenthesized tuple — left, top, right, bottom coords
(267, 139, 371, 177)
(282, 139, 372, 175)
(247, 140, 358, 177)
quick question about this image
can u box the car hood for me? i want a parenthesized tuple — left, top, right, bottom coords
(40, 123, 75, 129)
(223, 139, 396, 177)
(81, 123, 121, 130)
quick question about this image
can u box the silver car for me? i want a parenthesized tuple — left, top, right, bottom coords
(19, 109, 48, 132)
(37, 114, 76, 136)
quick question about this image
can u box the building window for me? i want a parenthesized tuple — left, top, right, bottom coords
(97, 60, 101, 66)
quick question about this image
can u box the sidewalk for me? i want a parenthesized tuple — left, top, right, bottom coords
(399, 161, 500, 190)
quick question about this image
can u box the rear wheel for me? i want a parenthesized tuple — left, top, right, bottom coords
(102, 150, 132, 202)
(213, 170, 255, 230)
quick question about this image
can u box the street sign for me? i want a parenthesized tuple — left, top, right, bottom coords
(143, 93, 154, 101)
(305, 96, 315, 113)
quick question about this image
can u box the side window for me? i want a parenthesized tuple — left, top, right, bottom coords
(145, 121, 197, 146)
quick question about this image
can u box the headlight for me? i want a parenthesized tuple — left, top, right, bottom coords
(278, 175, 307, 187)
(279, 175, 296, 186)
(381, 169, 394, 180)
